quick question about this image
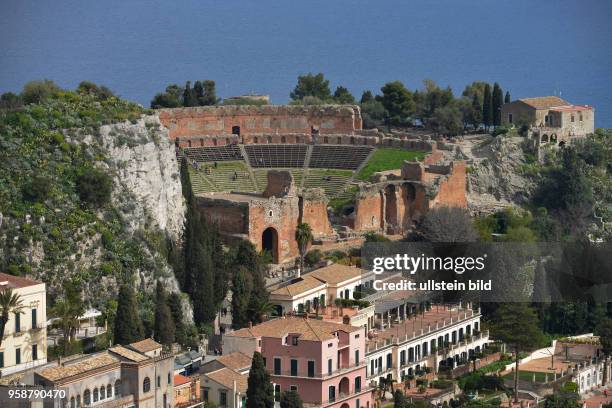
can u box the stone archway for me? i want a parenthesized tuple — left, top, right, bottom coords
(262, 227, 279, 263)
(384, 185, 398, 234)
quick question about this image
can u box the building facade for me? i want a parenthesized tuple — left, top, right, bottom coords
(223, 317, 374, 408)
(501, 96, 595, 145)
(34, 339, 174, 408)
(0, 273, 47, 376)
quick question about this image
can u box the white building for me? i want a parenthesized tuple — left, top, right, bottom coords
(0, 273, 47, 376)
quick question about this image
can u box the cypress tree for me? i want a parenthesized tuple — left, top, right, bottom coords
(192, 242, 216, 325)
(246, 352, 274, 408)
(201, 80, 219, 106)
(504, 91, 511, 104)
(360, 90, 374, 104)
(470, 93, 483, 129)
(231, 266, 253, 329)
(183, 81, 198, 107)
(194, 81, 205, 105)
(482, 83, 493, 131)
(154, 281, 175, 346)
(167, 292, 185, 343)
(492, 83, 503, 127)
(114, 285, 144, 345)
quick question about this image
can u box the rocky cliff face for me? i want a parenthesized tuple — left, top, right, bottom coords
(451, 135, 537, 214)
(97, 115, 185, 242)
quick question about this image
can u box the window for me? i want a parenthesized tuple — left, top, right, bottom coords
(386, 353, 392, 369)
(290, 359, 298, 376)
(93, 388, 99, 402)
(107, 384, 112, 398)
(328, 358, 333, 375)
(70, 397, 75, 408)
(508, 113, 513, 124)
(15, 348, 21, 365)
(355, 376, 362, 393)
(219, 390, 227, 406)
(355, 350, 360, 365)
(15, 312, 20, 333)
(329, 386, 336, 402)
(579, 113, 584, 121)
(308, 360, 315, 378)
(76, 395, 81, 407)
(328, 342, 333, 348)
(114, 380, 121, 397)
(356, 398, 361, 408)
(263, 357, 266, 367)
(100, 385, 106, 400)
(292, 336, 298, 346)
(571, 115, 575, 122)
(290, 385, 297, 392)
(32, 344, 38, 361)
(0, 352, 4, 368)
(274, 358, 281, 375)
(274, 385, 281, 402)
(143, 377, 151, 393)
(32, 309, 37, 328)
(400, 350, 406, 366)
(157, 376, 161, 387)
(168, 372, 171, 384)
(83, 390, 91, 406)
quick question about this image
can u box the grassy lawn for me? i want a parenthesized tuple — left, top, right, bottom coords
(502, 370, 549, 383)
(356, 148, 427, 181)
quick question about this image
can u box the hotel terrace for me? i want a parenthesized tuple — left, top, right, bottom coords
(223, 317, 374, 408)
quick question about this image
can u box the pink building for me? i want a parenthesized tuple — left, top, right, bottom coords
(224, 317, 373, 408)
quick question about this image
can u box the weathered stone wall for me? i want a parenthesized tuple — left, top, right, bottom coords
(196, 198, 249, 236)
(262, 170, 296, 198)
(429, 161, 468, 209)
(159, 105, 362, 140)
(300, 189, 334, 238)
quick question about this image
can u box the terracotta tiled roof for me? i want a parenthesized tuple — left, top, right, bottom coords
(271, 275, 325, 297)
(0, 273, 42, 289)
(308, 264, 363, 285)
(206, 368, 247, 392)
(109, 345, 149, 362)
(519, 96, 569, 109)
(129, 338, 162, 353)
(227, 317, 360, 341)
(216, 352, 252, 371)
(174, 374, 191, 387)
(37, 354, 119, 382)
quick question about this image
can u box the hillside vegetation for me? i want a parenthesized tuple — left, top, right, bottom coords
(0, 84, 185, 317)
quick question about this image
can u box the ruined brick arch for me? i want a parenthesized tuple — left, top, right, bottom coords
(212, 138, 217, 146)
(336, 136, 342, 144)
(350, 136, 355, 145)
(384, 184, 398, 233)
(323, 136, 329, 144)
(262, 227, 279, 263)
(281, 136, 287, 143)
(267, 136, 272, 144)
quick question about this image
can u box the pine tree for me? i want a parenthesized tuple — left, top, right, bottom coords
(492, 83, 503, 127)
(360, 90, 374, 104)
(504, 91, 511, 104)
(114, 285, 144, 345)
(246, 352, 274, 408)
(154, 281, 175, 346)
(490, 304, 544, 402)
(482, 83, 493, 131)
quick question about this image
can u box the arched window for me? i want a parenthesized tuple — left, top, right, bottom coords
(281, 136, 286, 143)
(70, 397, 75, 408)
(93, 388, 99, 403)
(107, 384, 112, 398)
(100, 385, 105, 399)
(114, 380, 122, 397)
(143, 377, 151, 393)
(76, 395, 81, 408)
(83, 390, 91, 406)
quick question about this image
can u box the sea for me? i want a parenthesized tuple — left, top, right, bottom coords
(1, 0, 610, 127)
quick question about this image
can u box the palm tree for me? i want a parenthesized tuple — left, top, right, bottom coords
(295, 223, 313, 273)
(0, 288, 24, 348)
(253, 299, 275, 322)
(52, 300, 81, 353)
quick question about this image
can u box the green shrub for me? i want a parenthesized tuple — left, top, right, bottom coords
(22, 175, 52, 202)
(76, 167, 112, 207)
(305, 249, 323, 267)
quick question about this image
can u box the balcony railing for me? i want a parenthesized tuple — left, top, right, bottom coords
(270, 362, 365, 379)
(317, 386, 373, 406)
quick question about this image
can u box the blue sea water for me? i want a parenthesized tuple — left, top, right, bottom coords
(1, 0, 611, 127)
